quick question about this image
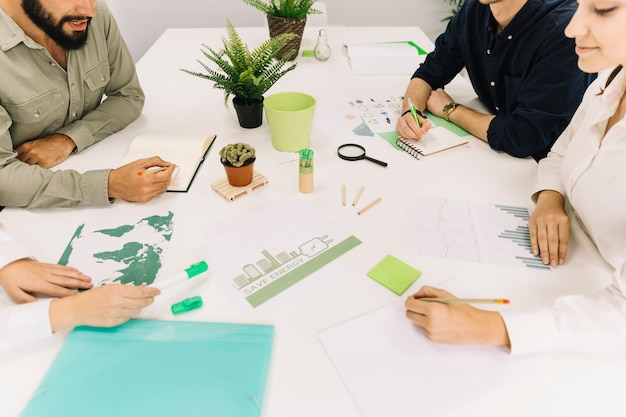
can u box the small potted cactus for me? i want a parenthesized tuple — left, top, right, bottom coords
(219, 142, 256, 186)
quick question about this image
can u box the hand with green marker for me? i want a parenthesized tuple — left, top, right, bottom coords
(398, 97, 431, 141)
(407, 97, 423, 128)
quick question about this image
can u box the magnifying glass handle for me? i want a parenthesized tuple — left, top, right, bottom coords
(365, 156, 388, 167)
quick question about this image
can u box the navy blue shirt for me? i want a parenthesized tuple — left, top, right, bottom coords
(413, 0, 596, 161)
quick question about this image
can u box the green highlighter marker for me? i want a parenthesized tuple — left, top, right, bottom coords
(407, 97, 422, 128)
(171, 296, 203, 315)
(153, 261, 208, 291)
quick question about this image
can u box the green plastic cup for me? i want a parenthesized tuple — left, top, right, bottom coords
(264, 92, 316, 152)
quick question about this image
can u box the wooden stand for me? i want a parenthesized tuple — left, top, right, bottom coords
(211, 172, 269, 202)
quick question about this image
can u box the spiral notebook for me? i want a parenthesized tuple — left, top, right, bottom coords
(397, 127, 468, 158)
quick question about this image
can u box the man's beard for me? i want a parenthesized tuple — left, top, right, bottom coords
(22, 0, 91, 50)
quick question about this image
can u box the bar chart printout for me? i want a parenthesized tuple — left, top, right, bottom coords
(405, 198, 549, 270)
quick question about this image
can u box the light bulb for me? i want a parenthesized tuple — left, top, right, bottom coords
(314, 29, 331, 62)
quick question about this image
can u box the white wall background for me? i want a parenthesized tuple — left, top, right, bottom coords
(105, 0, 452, 61)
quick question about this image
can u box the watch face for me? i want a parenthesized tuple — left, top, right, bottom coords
(443, 102, 457, 121)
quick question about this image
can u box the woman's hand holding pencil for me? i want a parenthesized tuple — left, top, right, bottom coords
(405, 285, 511, 347)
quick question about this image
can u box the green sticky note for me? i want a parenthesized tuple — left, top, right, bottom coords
(367, 255, 421, 295)
(301, 49, 315, 57)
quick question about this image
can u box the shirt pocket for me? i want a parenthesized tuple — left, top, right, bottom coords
(83, 60, 110, 111)
(3, 89, 64, 125)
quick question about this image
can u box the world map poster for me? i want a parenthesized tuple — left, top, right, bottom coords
(58, 209, 175, 286)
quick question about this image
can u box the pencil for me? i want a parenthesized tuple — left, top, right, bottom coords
(137, 166, 168, 176)
(342, 184, 347, 206)
(352, 185, 365, 206)
(418, 298, 510, 304)
(357, 197, 382, 216)
(407, 97, 422, 128)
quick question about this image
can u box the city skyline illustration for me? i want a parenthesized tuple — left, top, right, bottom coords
(233, 235, 333, 290)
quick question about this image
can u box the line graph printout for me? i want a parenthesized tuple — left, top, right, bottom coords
(405, 198, 549, 270)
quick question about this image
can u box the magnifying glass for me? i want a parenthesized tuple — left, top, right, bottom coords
(337, 144, 388, 167)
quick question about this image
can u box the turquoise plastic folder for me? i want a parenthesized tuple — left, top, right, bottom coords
(21, 319, 274, 417)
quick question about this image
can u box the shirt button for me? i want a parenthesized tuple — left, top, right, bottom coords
(495, 106, 500, 111)
(101, 75, 106, 82)
(487, 49, 491, 55)
(490, 81, 496, 87)
(508, 35, 513, 40)
(71, 83, 76, 90)
(71, 111, 78, 118)
(49, 61, 56, 66)
(34, 111, 41, 118)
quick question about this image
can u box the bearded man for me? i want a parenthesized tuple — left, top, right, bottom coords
(0, 0, 175, 208)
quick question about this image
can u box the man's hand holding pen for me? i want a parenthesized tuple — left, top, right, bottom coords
(396, 97, 432, 140)
(108, 156, 176, 203)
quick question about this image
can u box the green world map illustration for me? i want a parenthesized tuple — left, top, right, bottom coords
(58, 211, 174, 286)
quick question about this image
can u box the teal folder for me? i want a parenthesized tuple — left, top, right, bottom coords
(21, 320, 274, 417)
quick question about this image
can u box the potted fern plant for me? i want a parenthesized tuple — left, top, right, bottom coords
(180, 18, 298, 128)
(242, 0, 320, 60)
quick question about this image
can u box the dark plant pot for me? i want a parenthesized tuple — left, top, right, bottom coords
(267, 15, 306, 61)
(222, 158, 255, 187)
(233, 97, 264, 129)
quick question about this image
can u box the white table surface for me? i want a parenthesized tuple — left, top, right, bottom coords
(0, 26, 615, 417)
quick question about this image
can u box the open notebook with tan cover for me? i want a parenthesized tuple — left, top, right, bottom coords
(120, 133, 216, 192)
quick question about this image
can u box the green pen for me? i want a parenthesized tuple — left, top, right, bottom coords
(152, 261, 208, 291)
(407, 97, 422, 128)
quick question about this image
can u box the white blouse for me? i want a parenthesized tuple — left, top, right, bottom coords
(0, 228, 53, 353)
(501, 68, 626, 354)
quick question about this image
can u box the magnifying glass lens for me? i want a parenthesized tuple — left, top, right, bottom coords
(339, 145, 365, 158)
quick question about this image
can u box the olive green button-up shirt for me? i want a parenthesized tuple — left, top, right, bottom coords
(0, 2, 144, 208)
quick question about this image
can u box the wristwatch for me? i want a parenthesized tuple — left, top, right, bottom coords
(442, 102, 458, 121)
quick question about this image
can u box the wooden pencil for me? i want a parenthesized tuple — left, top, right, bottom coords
(418, 298, 510, 304)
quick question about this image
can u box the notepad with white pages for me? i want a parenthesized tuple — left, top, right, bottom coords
(396, 127, 468, 159)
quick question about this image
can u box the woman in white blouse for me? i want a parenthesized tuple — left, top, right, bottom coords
(405, 0, 626, 354)
(0, 228, 160, 352)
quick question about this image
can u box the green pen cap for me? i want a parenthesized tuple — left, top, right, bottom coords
(171, 296, 203, 315)
(185, 261, 208, 278)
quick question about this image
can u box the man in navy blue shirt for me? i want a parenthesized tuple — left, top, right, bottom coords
(396, 0, 595, 161)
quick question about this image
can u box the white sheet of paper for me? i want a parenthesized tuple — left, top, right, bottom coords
(347, 96, 403, 133)
(319, 278, 626, 417)
(318, 299, 544, 417)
